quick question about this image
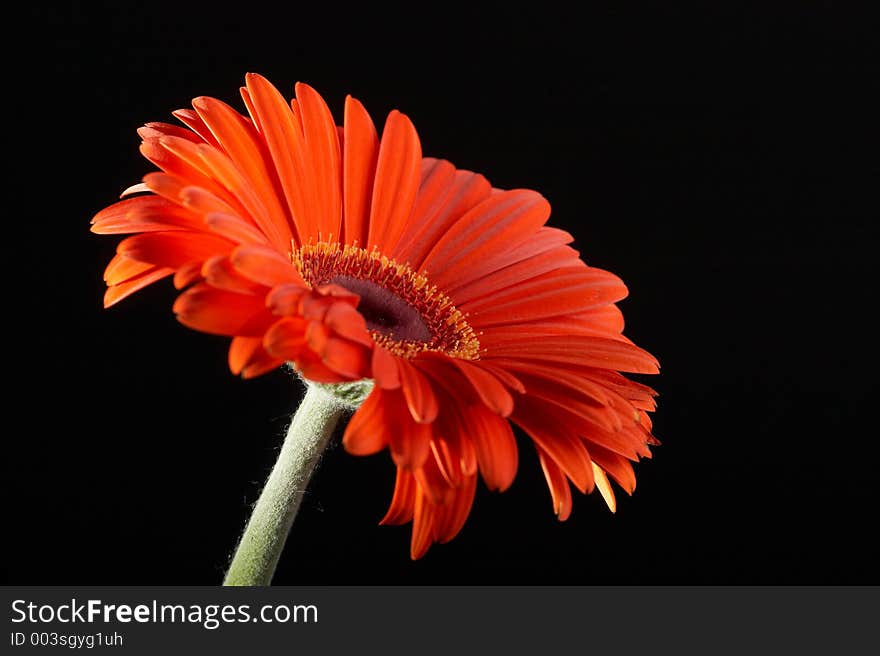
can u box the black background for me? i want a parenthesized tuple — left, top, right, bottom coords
(6, 3, 877, 584)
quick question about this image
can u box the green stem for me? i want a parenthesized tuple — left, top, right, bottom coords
(223, 384, 346, 586)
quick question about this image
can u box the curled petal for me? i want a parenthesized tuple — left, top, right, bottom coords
(323, 302, 373, 347)
(263, 316, 309, 360)
(466, 403, 519, 492)
(413, 455, 455, 506)
(538, 448, 573, 521)
(228, 336, 282, 378)
(388, 397, 432, 470)
(104, 267, 173, 307)
(103, 254, 153, 285)
(513, 397, 595, 494)
(319, 336, 370, 379)
(450, 360, 515, 417)
(592, 463, 617, 513)
(173, 261, 204, 289)
(205, 212, 271, 245)
(343, 388, 390, 456)
(173, 284, 273, 336)
(432, 474, 477, 544)
(371, 345, 401, 390)
(397, 360, 439, 424)
(380, 467, 417, 526)
(201, 256, 264, 294)
(118, 231, 232, 269)
(231, 244, 303, 287)
(266, 283, 308, 316)
(410, 485, 434, 560)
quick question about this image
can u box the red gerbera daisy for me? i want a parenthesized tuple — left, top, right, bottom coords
(93, 73, 659, 568)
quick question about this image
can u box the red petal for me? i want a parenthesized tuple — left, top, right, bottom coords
(323, 302, 373, 347)
(419, 189, 551, 289)
(103, 254, 153, 285)
(515, 377, 619, 433)
(371, 345, 401, 389)
(315, 283, 360, 305)
(395, 164, 492, 269)
(243, 352, 282, 378)
(343, 95, 379, 246)
(297, 294, 331, 322)
(142, 135, 239, 207)
(499, 361, 611, 406)
(228, 336, 262, 375)
(414, 454, 456, 506)
(292, 349, 351, 384)
(140, 171, 187, 204)
(191, 96, 293, 251)
(231, 244, 303, 287)
(388, 396, 432, 469)
(429, 436, 463, 488)
(262, 316, 309, 360)
(466, 403, 519, 492)
(489, 337, 660, 374)
(538, 448, 573, 521)
(243, 73, 310, 245)
(172, 108, 222, 149)
(305, 319, 330, 353)
(464, 267, 628, 327)
(319, 336, 369, 379)
(380, 467, 416, 525)
(397, 360, 439, 423)
(477, 363, 526, 394)
(391, 158, 455, 256)
(179, 184, 239, 216)
(227, 336, 282, 378)
(118, 231, 233, 269)
(104, 267, 172, 307)
(91, 196, 199, 234)
(192, 141, 290, 249)
(173, 260, 204, 289)
(173, 284, 273, 336)
(585, 368, 658, 404)
(366, 110, 422, 252)
(266, 283, 308, 316)
(450, 360, 514, 417)
(592, 463, 617, 513)
(205, 212, 271, 245)
(432, 474, 477, 544)
(410, 485, 435, 560)
(513, 398, 595, 494)
(342, 388, 389, 456)
(238, 87, 259, 132)
(201, 255, 265, 294)
(448, 242, 580, 305)
(138, 121, 201, 142)
(295, 82, 343, 240)
(587, 443, 637, 494)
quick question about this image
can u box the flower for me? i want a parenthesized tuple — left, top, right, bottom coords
(93, 73, 660, 559)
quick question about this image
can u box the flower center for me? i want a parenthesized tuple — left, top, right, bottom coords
(293, 242, 480, 360)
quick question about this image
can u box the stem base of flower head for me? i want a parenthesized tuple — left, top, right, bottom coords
(295, 370, 374, 410)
